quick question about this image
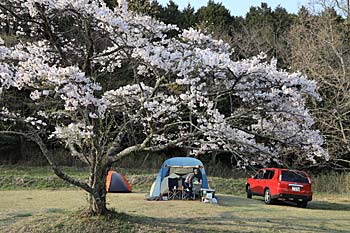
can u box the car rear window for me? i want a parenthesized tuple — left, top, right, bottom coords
(281, 171, 309, 183)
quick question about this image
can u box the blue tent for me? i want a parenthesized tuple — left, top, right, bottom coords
(149, 157, 209, 199)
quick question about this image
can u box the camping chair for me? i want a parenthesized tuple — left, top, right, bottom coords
(182, 177, 195, 200)
(168, 177, 182, 200)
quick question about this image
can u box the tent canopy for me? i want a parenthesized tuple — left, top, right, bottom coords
(106, 171, 132, 193)
(149, 157, 209, 199)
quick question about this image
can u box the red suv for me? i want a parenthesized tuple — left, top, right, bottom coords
(246, 168, 312, 208)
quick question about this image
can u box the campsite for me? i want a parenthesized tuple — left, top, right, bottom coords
(2, 0, 350, 232)
(1, 165, 350, 232)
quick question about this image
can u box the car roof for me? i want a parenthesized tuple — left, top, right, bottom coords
(258, 168, 304, 171)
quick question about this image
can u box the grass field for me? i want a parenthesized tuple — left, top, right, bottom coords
(1, 166, 350, 232)
(0, 165, 247, 195)
(1, 190, 350, 232)
(1, 165, 349, 194)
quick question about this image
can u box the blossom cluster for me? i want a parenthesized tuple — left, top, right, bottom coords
(0, 0, 328, 167)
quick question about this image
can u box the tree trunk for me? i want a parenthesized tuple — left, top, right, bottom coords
(86, 159, 110, 216)
(88, 189, 108, 215)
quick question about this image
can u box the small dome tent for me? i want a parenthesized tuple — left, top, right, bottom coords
(106, 171, 132, 193)
(148, 157, 209, 199)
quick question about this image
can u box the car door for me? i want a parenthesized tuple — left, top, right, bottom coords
(263, 169, 275, 193)
(250, 170, 264, 195)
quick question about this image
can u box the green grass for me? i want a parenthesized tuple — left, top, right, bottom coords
(0, 165, 88, 178)
(1, 166, 349, 196)
(0, 166, 87, 190)
(0, 172, 246, 195)
(0, 190, 349, 232)
(0, 166, 247, 195)
(1, 166, 350, 232)
(0, 165, 158, 177)
(0, 165, 157, 191)
(209, 177, 246, 195)
(1, 211, 136, 233)
(13, 213, 32, 218)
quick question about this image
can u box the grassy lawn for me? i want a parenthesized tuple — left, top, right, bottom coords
(0, 165, 247, 195)
(1, 166, 350, 232)
(0, 190, 350, 232)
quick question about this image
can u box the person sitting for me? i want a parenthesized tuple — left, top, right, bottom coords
(184, 168, 202, 193)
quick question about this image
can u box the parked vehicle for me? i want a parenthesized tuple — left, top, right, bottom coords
(246, 168, 312, 208)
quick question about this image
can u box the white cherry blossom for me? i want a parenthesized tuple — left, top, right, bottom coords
(0, 0, 327, 169)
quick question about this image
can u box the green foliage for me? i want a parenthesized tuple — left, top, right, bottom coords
(233, 3, 296, 66)
(128, 0, 164, 18)
(160, 0, 180, 25)
(196, 0, 233, 29)
(104, 0, 118, 9)
(246, 3, 274, 27)
(179, 4, 196, 29)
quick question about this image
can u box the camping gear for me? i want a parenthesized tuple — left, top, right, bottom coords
(106, 170, 132, 193)
(200, 188, 216, 203)
(168, 176, 182, 200)
(148, 157, 209, 200)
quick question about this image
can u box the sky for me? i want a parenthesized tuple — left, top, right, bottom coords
(157, 0, 311, 16)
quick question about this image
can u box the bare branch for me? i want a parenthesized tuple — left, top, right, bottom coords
(67, 141, 91, 166)
(0, 131, 92, 193)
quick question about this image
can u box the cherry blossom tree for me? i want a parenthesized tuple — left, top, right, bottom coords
(0, 0, 327, 215)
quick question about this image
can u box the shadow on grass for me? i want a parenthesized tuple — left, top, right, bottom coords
(273, 199, 350, 211)
(221, 195, 350, 211)
(45, 208, 67, 214)
(217, 195, 262, 207)
(124, 211, 350, 233)
(308, 200, 350, 211)
(103, 197, 350, 233)
(0, 212, 32, 229)
(5, 207, 349, 233)
(275, 199, 350, 211)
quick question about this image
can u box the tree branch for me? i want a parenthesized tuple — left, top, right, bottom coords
(107, 131, 153, 164)
(83, 18, 94, 76)
(67, 140, 91, 166)
(0, 131, 92, 193)
(35, 3, 67, 64)
(0, 4, 40, 24)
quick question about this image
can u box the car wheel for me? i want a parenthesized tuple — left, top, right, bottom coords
(264, 188, 273, 204)
(246, 185, 252, 199)
(297, 201, 308, 208)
